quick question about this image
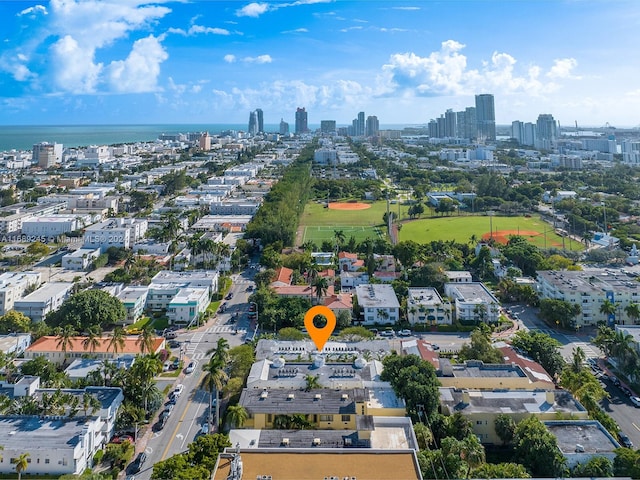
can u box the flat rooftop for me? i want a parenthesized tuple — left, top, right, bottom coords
(212, 450, 422, 480)
(239, 388, 363, 415)
(255, 339, 392, 361)
(545, 421, 620, 454)
(440, 359, 526, 378)
(0, 416, 85, 451)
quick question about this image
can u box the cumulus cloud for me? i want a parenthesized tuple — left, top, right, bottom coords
(244, 55, 272, 64)
(107, 35, 168, 93)
(51, 35, 103, 93)
(392, 6, 420, 10)
(339, 26, 363, 32)
(17, 5, 47, 16)
(282, 28, 309, 34)
(187, 25, 230, 35)
(378, 40, 576, 98)
(224, 54, 237, 63)
(547, 58, 580, 79)
(236, 0, 332, 17)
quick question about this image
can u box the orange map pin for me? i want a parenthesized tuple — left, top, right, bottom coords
(304, 305, 336, 351)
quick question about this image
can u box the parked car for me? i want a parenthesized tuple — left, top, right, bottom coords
(165, 331, 178, 340)
(162, 362, 171, 372)
(127, 453, 147, 474)
(168, 340, 180, 348)
(111, 435, 134, 444)
(201, 423, 210, 435)
(630, 396, 640, 407)
(225, 292, 234, 300)
(619, 432, 634, 448)
(398, 329, 412, 337)
(173, 384, 184, 398)
(185, 361, 196, 374)
(172, 359, 181, 370)
(432, 344, 440, 351)
(379, 330, 394, 337)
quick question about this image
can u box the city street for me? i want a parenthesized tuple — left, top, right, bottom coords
(134, 269, 256, 479)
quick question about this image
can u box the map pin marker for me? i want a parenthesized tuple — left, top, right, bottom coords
(304, 305, 336, 351)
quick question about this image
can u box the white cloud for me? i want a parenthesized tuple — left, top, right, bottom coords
(339, 26, 363, 32)
(224, 54, 237, 63)
(50, 35, 103, 93)
(107, 35, 168, 93)
(243, 55, 272, 64)
(392, 6, 420, 10)
(236, 2, 270, 17)
(17, 5, 47, 16)
(188, 25, 230, 35)
(378, 27, 408, 33)
(547, 58, 580, 79)
(282, 28, 309, 34)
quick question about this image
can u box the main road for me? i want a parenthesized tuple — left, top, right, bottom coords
(134, 267, 257, 480)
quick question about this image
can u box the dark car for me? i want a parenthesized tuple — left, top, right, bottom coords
(168, 340, 180, 348)
(225, 292, 234, 300)
(127, 453, 147, 474)
(619, 432, 634, 448)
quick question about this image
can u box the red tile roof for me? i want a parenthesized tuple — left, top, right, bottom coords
(497, 344, 554, 386)
(26, 335, 164, 355)
(338, 252, 358, 260)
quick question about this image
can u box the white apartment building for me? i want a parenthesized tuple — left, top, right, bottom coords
(21, 215, 87, 237)
(444, 271, 472, 283)
(61, 247, 101, 271)
(0, 271, 42, 315)
(407, 288, 452, 325)
(209, 200, 260, 215)
(0, 203, 67, 235)
(355, 284, 400, 325)
(13, 282, 74, 322)
(622, 140, 640, 165)
(444, 282, 500, 324)
(83, 218, 147, 252)
(167, 287, 210, 324)
(147, 271, 219, 315)
(117, 286, 149, 324)
(537, 269, 640, 327)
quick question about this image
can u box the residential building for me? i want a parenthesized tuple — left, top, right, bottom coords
(25, 335, 165, 365)
(212, 450, 423, 480)
(406, 288, 451, 325)
(254, 339, 392, 362)
(0, 271, 41, 315)
(65, 356, 135, 382)
(167, 287, 210, 324)
(366, 115, 379, 137)
(536, 269, 640, 327)
(444, 282, 500, 324)
(0, 333, 31, 355)
(83, 218, 148, 252)
(61, 247, 101, 271)
(324, 293, 352, 317)
(295, 107, 308, 134)
(320, 120, 336, 134)
(536, 113, 558, 150)
(338, 252, 364, 272)
(439, 388, 587, 444)
(191, 214, 253, 232)
(271, 284, 335, 305)
(0, 202, 67, 235)
(355, 284, 400, 325)
(444, 271, 472, 283)
(13, 282, 74, 322)
(209, 200, 260, 215)
(340, 271, 370, 291)
(116, 286, 149, 324)
(270, 267, 293, 288)
(545, 420, 620, 468)
(279, 118, 289, 135)
(475, 94, 496, 141)
(21, 214, 84, 236)
(33, 142, 63, 168)
(622, 140, 640, 165)
(151, 270, 219, 295)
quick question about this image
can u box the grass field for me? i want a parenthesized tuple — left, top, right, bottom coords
(302, 225, 384, 244)
(299, 201, 389, 227)
(399, 214, 584, 250)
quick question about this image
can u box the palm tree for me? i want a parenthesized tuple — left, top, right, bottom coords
(13, 452, 29, 480)
(201, 356, 228, 430)
(600, 299, 617, 323)
(108, 327, 126, 355)
(460, 434, 485, 478)
(226, 405, 248, 428)
(82, 325, 102, 355)
(571, 346, 586, 373)
(333, 229, 345, 252)
(55, 325, 78, 356)
(312, 276, 329, 304)
(81, 392, 101, 419)
(206, 337, 230, 362)
(625, 302, 640, 325)
(136, 325, 155, 355)
(304, 374, 321, 391)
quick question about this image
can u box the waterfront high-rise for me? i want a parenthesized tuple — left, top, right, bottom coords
(357, 111, 365, 136)
(248, 111, 258, 135)
(535, 114, 558, 150)
(279, 118, 289, 135)
(475, 94, 496, 141)
(256, 108, 264, 133)
(295, 107, 308, 134)
(444, 109, 457, 138)
(320, 120, 336, 134)
(33, 142, 62, 168)
(365, 116, 379, 137)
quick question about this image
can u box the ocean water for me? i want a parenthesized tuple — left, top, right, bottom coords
(0, 124, 417, 152)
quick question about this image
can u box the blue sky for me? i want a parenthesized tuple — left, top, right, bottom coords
(1, 0, 639, 127)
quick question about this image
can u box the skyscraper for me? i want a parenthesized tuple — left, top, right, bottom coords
(464, 107, 477, 139)
(256, 108, 264, 133)
(535, 114, 558, 150)
(475, 94, 496, 141)
(444, 109, 457, 138)
(320, 120, 336, 134)
(365, 116, 379, 137)
(248, 111, 258, 135)
(33, 142, 62, 168)
(279, 118, 289, 135)
(357, 111, 365, 136)
(295, 107, 308, 134)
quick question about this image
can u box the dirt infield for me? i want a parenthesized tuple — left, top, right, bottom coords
(482, 230, 540, 244)
(328, 202, 372, 211)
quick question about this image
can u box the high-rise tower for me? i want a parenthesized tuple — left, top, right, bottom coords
(475, 94, 496, 141)
(256, 108, 264, 133)
(248, 111, 258, 135)
(357, 111, 365, 136)
(295, 107, 308, 134)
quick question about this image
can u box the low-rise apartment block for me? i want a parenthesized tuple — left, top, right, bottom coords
(444, 282, 500, 324)
(116, 286, 149, 323)
(13, 281, 74, 322)
(83, 218, 147, 252)
(0, 271, 41, 315)
(167, 287, 210, 324)
(544, 420, 620, 468)
(355, 284, 400, 325)
(61, 247, 101, 271)
(407, 287, 452, 325)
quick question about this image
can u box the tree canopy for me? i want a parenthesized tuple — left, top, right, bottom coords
(510, 330, 565, 377)
(45, 290, 127, 331)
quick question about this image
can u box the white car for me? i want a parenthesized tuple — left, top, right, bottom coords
(173, 384, 184, 398)
(630, 396, 640, 408)
(201, 423, 210, 434)
(185, 361, 196, 374)
(398, 329, 412, 337)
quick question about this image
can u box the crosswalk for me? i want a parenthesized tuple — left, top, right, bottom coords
(205, 325, 247, 334)
(566, 335, 600, 358)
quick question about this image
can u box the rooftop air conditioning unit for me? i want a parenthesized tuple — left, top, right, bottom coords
(282, 438, 289, 446)
(313, 438, 321, 446)
(287, 393, 295, 400)
(260, 391, 268, 399)
(315, 393, 322, 400)
(341, 394, 349, 400)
